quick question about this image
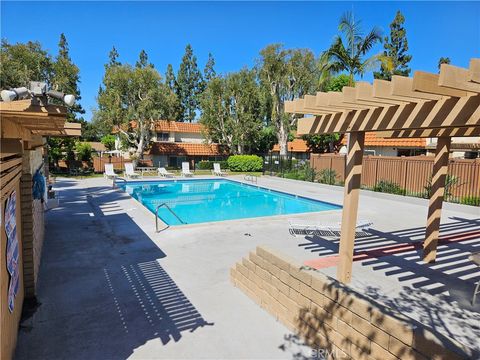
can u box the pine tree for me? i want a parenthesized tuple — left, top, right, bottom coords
(52, 33, 84, 121)
(165, 64, 176, 91)
(204, 53, 216, 82)
(374, 10, 412, 80)
(136, 49, 152, 68)
(175, 44, 203, 122)
(107, 46, 121, 68)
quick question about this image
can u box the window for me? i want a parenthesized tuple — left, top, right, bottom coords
(364, 150, 376, 156)
(156, 132, 169, 141)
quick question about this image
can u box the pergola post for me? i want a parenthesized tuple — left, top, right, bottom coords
(337, 131, 365, 283)
(423, 136, 452, 263)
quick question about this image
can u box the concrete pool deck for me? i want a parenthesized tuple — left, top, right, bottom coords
(15, 175, 480, 359)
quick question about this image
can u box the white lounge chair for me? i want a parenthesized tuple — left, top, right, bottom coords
(288, 219, 373, 238)
(212, 163, 228, 176)
(158, 167, 174, 178)
(104, 164, 117, 179)
(181, 162, 194, 177)
(124, 163, 141, 179)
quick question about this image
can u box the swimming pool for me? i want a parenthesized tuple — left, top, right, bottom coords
(120, 179, 341, 225)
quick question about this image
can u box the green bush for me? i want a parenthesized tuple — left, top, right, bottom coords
(196, 160, 228, 170)
(318, 169, 337, 185)
(460, 196, 480, 206)
(282, 163, 316, 182)
(424, 175, 461, 199)
(227, 155, 263, 172)
(75, 142, 93, 162)
(373, 180, 405, 195)
(101, 135, 116, 151)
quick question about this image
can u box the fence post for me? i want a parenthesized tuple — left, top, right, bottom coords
(402, 161, 408, 196)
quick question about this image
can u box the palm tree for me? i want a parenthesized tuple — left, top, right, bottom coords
(323, 11, 385, 86)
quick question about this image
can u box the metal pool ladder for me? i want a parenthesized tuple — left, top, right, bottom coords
(244, 174, 258, 184)
(155, 203, 186, 232)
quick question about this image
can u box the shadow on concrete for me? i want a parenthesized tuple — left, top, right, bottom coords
(298, 217, 480, 305)
(295, 217, 480, 354)
(16, 180, 213, 360)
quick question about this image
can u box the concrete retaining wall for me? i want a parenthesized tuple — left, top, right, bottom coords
(230, 246, 470, 360)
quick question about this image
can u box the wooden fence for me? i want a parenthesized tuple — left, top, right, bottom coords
(310, 154, 480, 202)
(93, 157, 126, 173)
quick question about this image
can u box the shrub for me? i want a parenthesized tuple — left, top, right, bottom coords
(101, 135, 116, 151)
(373, 180, 405, 195)
(227, 155, 263, 172)
(196, 160, 228, 170)
(282, 163, 316, 182)
(75, 142, 93, 162)
(460, 196, 480, 206)
(318, 169, 337, 185)
(424, 175, 461, 199)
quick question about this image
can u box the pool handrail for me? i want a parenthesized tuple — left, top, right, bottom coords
(156, 202, 186, 231)
(244, 174, 258, 184)
(113, 177, 127, 188)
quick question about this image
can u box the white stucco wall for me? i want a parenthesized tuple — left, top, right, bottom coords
(175, 132, 203, 143)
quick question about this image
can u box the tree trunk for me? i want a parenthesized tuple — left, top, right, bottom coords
(278, 121, 289, 156)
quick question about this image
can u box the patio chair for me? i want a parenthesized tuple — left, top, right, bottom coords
(212, 163, 228, 176)
(104, 164, 117, 180)
(288, 219, 373, 238)
(124, 163, 141, 179)
(158, 167, 175, 178)
(469, 251, 480, 305)
(181, 162, 194, 177)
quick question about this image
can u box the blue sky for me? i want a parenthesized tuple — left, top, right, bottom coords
(2, 1, 479, 121)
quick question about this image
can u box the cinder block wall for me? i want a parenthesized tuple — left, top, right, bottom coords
(230, 246, 471, 360)
(21, 148, 45, 298)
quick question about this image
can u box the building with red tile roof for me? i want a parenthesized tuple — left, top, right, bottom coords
(146, 120, 227, 168)
(272, 133, 428, 158)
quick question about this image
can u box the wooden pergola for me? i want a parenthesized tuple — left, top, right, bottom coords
(285, 59, 480, 284)
(0, 99, 81, 146)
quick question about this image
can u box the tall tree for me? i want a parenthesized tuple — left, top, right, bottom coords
(438, 57, 451, 71)
(374, 10, 412, 80)
(175, 44, 203, 122)
(97, 51, 179, 163)
(165, 64, 176, 91)
(204, 53, 216, 82)
(324, 11, 384, 86)
(258, 44, 318, 155)
(200, 69, 264, 154)
(107, 46, 121, 68)
(0, 39, 53, 89)
(136, 49, 152, 68)
(51, 33, 85, 121)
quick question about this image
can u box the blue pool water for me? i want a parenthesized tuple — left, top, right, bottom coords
(120, 179, 341, 225)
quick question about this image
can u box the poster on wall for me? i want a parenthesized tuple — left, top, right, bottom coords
(5, 190, 19, 313)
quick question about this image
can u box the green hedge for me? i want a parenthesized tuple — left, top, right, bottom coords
(227, 155, 263, 172)
(460, 196, 480, 206)
(196, 160, 228, 170)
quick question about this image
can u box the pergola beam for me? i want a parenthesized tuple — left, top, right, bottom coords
(377, 126, 480, 138)
(423, 137, 452, 263)
(469, 59, 480, 83)
(439, 64, 480, 93)
(337, 132, 365, 283)
(286, 58, 480, 284)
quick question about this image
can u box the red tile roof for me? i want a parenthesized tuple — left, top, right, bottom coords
(154, 120, 204, 133)
(272, 139, 310, 152)
(272, 133, 426, 153)
(341, 133, 426, 148)
(148, 142, 226, 156)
